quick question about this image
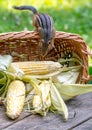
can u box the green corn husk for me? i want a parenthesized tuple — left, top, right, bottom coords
(52, 65, 81, 84)
(0, 55, 20, 103)
(0, 55, 12, 70)
(0, 71, 9, 97)
(23, 76, 68, 120)
(7, 63, 24, 80)
(52, 60, 92, 101)
(50, 81, 68, 121)
(0, 55, 13, 103)
(54, 83, 92, 101)
(24, 78, 51, 116)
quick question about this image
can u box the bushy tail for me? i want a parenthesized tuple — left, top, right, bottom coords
(13, 5, 38, 14)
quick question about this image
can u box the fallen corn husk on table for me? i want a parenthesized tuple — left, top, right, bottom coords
(0, 55, 92, 121)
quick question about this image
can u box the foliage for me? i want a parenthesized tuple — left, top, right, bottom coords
(0, 0, 92, 47)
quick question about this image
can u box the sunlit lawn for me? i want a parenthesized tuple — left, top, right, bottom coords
(0, 0, 92, 48)
(0, 0, 92, 74)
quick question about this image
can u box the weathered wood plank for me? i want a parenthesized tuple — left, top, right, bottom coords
(1, 92, 92, 130)
(0, 106, 32, 130)
(72, 118, 92, 130)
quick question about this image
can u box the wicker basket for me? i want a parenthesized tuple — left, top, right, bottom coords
(0, 30, 92, 84)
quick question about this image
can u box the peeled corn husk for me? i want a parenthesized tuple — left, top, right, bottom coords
(25, 78, 51, 116)
(24, 77, 68, 120)
(6, 80, 25, 119)
(55, 83, 92, 101)
(50, 81, 68, 121)
(0, 55, 12, 70)
(33, 95, 42, 112)
(0, 71, 8, 96)
(0, 55, 12, 101)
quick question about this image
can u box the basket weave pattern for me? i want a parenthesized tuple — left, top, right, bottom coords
(0, 31, 91, 83)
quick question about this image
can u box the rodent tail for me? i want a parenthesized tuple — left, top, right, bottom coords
(13, 5, 38, 14)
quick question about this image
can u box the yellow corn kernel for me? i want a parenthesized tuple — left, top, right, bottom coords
(11, 61, 61, 75)
(6, 80, 25, 119)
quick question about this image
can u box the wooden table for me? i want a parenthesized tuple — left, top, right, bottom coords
(0, 92, 92, 130)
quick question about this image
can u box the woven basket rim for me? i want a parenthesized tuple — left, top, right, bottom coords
(0, 30, 85, 42)
(0, 30, 92, 84)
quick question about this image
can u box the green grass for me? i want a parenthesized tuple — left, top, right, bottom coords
(0, 0, 92, 47)
(0, 0, 92, 76)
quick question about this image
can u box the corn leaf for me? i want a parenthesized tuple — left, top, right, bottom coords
(23, 77, 51, 116)
(0, 71, 9, 97)
(52, 66, 81, 84)
(54, 83, 92, 101)
(50, 81, 68, 121)
(0, 55, 12, 70)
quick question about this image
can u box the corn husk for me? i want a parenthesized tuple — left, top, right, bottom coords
(50, 81, 68, 121)
(24, 78, 51, 116)
(0, 71, 8, 96)
(0, 55, 12, 100)
(7, 63, 24, 80)
(54, 83, 92, 101)
(23, 77, 68, 120)
(0, 55, 12, 70)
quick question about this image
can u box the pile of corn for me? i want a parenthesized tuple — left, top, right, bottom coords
(0, 55, 92, 121)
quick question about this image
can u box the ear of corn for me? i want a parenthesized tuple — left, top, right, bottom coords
(6, 80, 25, 119)
(11, 61, 61, 75)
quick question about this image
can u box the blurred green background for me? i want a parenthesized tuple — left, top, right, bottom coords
(0, 0, 92, 74)
(0, 0, 92, 47)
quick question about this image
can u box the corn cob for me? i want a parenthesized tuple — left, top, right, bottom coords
(33, 94, 42, 111)
(11, 61, 61, 75)
(32, 80, 51, 116)
(6, 80, 25, 119)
